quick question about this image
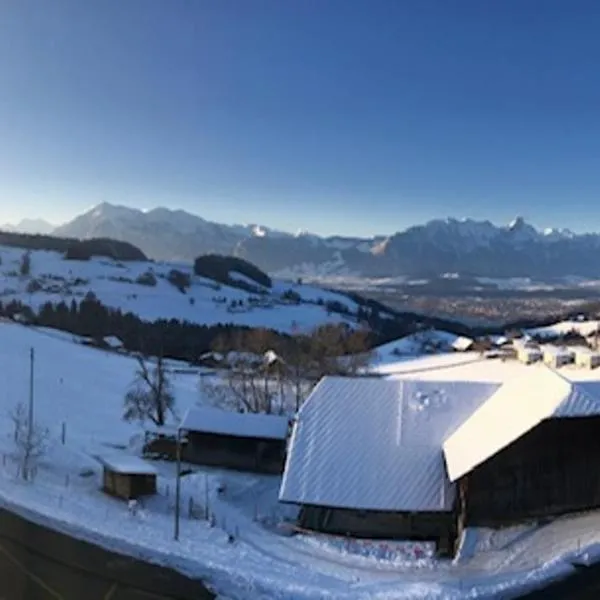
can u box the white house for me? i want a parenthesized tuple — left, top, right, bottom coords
(574, 347, 600, 369)
(517, 346, 542, 365)
(542, 345, 574, 368)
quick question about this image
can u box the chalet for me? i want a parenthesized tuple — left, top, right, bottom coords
(279, 377, 499, 554)
(179, 406, 290, 474)
(575, 347, 600, 369)
(99, 455, 157, 500)
(542, 345, 574, 368)
(282, 368, 600, 556)
(515, 343, 542, 365)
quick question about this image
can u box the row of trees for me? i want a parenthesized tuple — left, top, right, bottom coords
(122, 324, 375, 427)
(0, 297, 264, 361)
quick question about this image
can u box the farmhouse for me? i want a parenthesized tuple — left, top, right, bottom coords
(279, 377, 499, 553)
(99, 455, 157, 500)
(444, 368, 600, 534)
(282, 366, 600, 555)
(180, 406, 290, 474)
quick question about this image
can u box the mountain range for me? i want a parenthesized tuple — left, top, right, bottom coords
(2, 218, 55, 235)
(8, 202, 600, 279)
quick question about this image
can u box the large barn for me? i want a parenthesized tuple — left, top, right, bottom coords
(444, 368, 600, 535)
(180, 406, 290, 474)
(279, 377, 500, 554)
(280, 364, 600, 555)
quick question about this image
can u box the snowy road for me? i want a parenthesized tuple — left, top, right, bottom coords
(0, 506, 214, 600)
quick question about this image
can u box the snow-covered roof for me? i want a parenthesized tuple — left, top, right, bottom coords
(98, 454, 157, 475)
(443, 367, 600, 482)
(452, 336, 473, 352)
(179, 406, 289, 440)
(526, 319, 600, 339)
(574, 346, 600, 358)
(542, 345, 574, 358)
(280, 376, 499, 512)
(103, 335, 123, 349)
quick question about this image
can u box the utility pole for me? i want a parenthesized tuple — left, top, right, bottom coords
(174, 426, 182, 540)
(24, 347, 35, 481)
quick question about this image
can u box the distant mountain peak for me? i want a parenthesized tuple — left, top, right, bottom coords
(1, 218, 55, 235)
(508, 216, 527, 230)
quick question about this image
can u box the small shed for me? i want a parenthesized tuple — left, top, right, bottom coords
(574, 347, 600, 369)
(179, 406, 290, 474)
(99, 455, 157, 500)
(543, 346, 574, 368)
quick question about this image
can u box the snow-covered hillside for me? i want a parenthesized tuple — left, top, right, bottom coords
(0, 245, 368, 334)
(0, 323, 598, 599)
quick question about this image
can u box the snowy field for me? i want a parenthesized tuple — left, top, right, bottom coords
(0, 323, 599, 598)
(0, 245, 368, 333)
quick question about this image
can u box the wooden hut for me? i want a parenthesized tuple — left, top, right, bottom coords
(99, 455, 157, 500)
(179, 406, 290, 474)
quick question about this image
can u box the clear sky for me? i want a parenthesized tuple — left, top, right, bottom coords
(2, 0, 600, 236)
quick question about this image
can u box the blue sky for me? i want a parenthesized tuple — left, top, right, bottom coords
(2, 0, 600, 236)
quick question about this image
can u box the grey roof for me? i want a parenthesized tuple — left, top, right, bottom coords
(180, 406, 289, 440)
(279, 376, 498, 512)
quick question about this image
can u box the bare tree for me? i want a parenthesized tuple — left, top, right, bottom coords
(203, 354, 283, 414)
(9, 402, 49, 481)
(123, 354, 176, 426)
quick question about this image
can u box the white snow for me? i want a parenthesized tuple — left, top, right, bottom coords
(0, 245, 365, 334)
(526, 319, 600, 339)
(372, 330, 465, 363)
(180, 406, 289, 441)
(97, 455, 158, 475)
(280, 377, 499, 512)
(0, 322, 599, 598)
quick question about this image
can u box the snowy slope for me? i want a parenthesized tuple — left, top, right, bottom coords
(525, 319, 600, 339)
(372, 330, 465, 364)
(0, 245, 367, 334)
(0, 323, 598, 599)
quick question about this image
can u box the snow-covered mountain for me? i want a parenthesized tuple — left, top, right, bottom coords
(50, 203, 600, 278)
(2, 218, 55, 235)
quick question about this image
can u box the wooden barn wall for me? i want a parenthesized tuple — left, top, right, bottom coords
(462, 416, 600, 526)
(299, 505, 456, 552)
(182, 432, 286, 474)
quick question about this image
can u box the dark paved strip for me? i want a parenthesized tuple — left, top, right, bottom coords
(0, 507, 215, 600)
(516, 563, 600, 599)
